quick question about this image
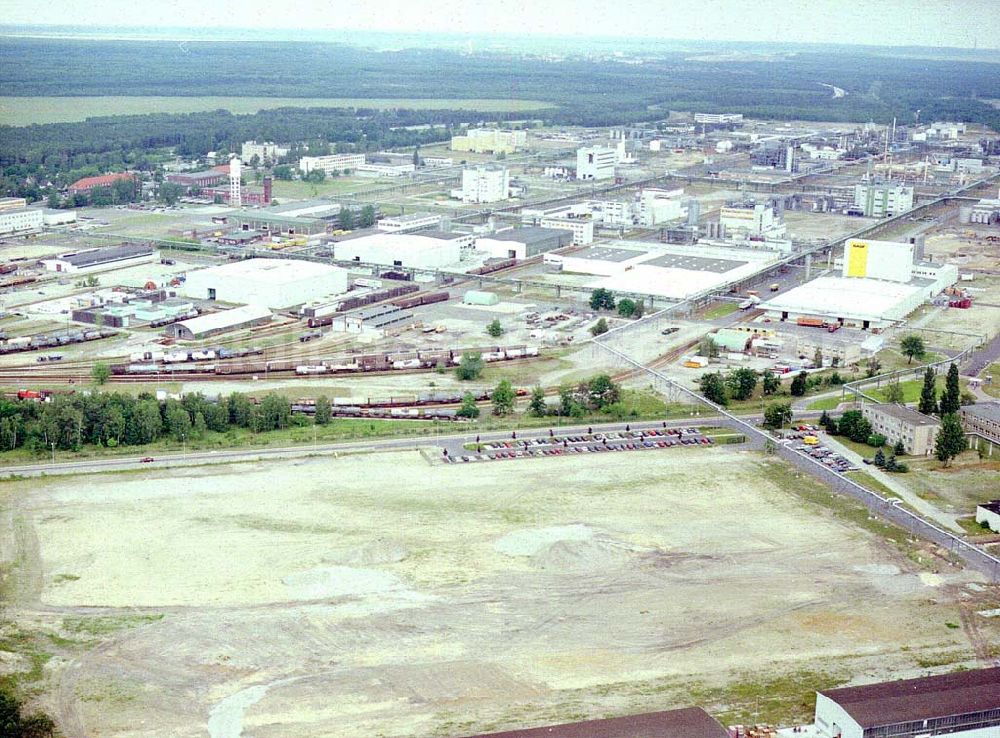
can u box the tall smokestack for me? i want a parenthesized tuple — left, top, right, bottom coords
(263, 176, 272, 204)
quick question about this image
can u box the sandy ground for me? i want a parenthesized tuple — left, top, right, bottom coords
(2, 448, 990, 737)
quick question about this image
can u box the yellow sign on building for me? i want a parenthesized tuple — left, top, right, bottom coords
(846, 240, 869, 277)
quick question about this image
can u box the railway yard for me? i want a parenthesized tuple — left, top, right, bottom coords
(1, 112, 1000, 738)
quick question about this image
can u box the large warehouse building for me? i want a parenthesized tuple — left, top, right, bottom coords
(813, 666, 1000, 738)
(547, 242, 778, 300)
(41, 244, 158, 273)
(761, 237, 957, 329)
(334, 231, 466, 269)
(475, 227, 572, 260)
(180, 258, 348, 309)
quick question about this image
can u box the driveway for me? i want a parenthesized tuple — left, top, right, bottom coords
(818, 433, 963, 533)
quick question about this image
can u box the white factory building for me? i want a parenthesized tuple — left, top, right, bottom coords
(450, 128, 527, 154)
(813, 667, 1000, 738)
(376, 212, 443, 233)
(761, 238, 957, 330)
(576, 145, 617, 180)
(539, 216, 594, 245)
(546, 242, 777, 300)
(719, 201, 787, 238)
(355, 163, 415, 178)
(41, 244, 158, 273)
(455, 165, 510, 204)
(0, 206, 43, 236)
(334, 231, 465, 269)
(640, 188, 688, 226)
(854, 182, 914, 218)
(475, 227, 572, 260)
(180, 258, 349, 309)
(298, 153, 366, 174)
(241, 141, 286, 164)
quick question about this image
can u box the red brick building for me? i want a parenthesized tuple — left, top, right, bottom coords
(68, 172, 137, 194)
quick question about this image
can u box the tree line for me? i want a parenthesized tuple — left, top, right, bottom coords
(0, 391, 305, 453)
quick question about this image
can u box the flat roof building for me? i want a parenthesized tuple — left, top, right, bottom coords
(334, 232, 462, 269)
(457, 165, 510, 204)
(0, 197, 27, 213)
(180, 258, 348, 309)
(166, 304, 272, 340)
(539, 216, 594, 246)
(165, 169, 228, 189)
(861, 403, 940, 455)
(0, 207, 44, 236)
(854, 182, 914, 218)
(576, 145, 617, 181)
(230, 200, 357, 236)
(458, 708, 728, 738)
(760, 276, 937, 330)
(298, 153, 366, 174)
(451, 128, 527, 154)
(475, 227, 572, 260)
(40, 244, 158, 273)
(814, 666, 1000, 738)
(376, 212, 442, 233)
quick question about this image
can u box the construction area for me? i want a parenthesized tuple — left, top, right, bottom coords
(2, 447, 995, 738)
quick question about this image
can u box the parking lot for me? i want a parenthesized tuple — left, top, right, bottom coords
(785, 430, 859, 473)
(444, 425, 717, 463)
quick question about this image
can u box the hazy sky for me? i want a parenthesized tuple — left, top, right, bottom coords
(1, 0, 997, 49)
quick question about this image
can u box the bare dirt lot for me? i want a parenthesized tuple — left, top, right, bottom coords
(1, 448, 994, 736)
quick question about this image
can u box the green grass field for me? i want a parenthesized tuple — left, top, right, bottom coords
(0, 96, 556, 126)
(269, 177, 371, 200)
(701, 302, 740, 320)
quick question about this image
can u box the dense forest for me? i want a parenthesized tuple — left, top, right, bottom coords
(3, 36, 1000, 129)
(0, 107, 503, 194)
(1, 36, 999, 199)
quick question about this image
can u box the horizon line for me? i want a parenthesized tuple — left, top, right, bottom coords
(1, 23, 998, 53)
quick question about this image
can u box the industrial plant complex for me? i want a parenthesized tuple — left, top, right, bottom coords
(2, 82, 1000, 738)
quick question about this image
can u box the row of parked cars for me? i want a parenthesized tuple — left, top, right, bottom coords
(448, 427, 714, 463)
(794, 443, 857, 473)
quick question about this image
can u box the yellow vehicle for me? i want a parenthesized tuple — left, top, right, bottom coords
(803, 435, 820, 445)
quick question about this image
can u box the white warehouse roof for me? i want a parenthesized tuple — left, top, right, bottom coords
(761, 276, 928, 323)
(189, 258, 342, 285)
(181, 258, 349, 309)
(334, 232, 462, 269)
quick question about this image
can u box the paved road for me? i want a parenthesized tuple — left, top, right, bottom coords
(818, 433, 963, 533)
(0, 416, 747, 478)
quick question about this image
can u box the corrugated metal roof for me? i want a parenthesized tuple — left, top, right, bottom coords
(820, 666, 1000, 727)
(459, 708, 728, 738)
(175, 305, 271, 335)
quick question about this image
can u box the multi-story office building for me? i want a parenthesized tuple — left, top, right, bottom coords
(853, 182, 914, 217)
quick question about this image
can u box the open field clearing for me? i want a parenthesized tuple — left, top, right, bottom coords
(1, 448, 992, 736)
(0, 96, 557, 126)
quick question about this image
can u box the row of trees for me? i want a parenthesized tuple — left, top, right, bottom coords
(698, 368, 781, 406)
(0, 391, 304, 453)
(588, 289, 645, 319)
(454, 374, 624, 421)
